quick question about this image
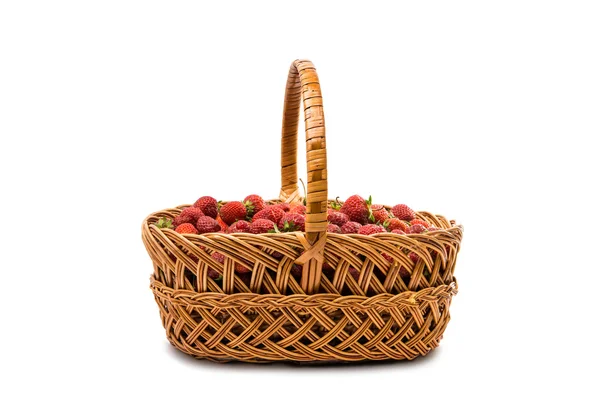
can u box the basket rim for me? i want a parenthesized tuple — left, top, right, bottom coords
(151, 275, 458, 306)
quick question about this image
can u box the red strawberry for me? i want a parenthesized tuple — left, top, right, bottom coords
(348, 267, 360, 281)
(408, 224, 427, 234)
(370, 204, 390, 224)
(249, 219, 276, 234)
(278, 212, 305, 232)
(291, 264, 302, 277)
(289, 204, 306, 215)
(384, 218, 409, 233)
(327, 224, 342, 233)
(341, 221, 362, 234)
(409, 252, 419, 264)
(228, 220, 251, 233)
(219, 201, 247, 225)
(391, 204, 416, 221)
(173, 207, 204, 227)
(399, 266, 410, 279)
(391, 229, 406, 235)
(216, 215, 229, 232)
(327, 209, 349, 227)
(210, 252, 225, 279)
(181, 206, 205, 221)
(196, 216, 221, 234)
(252, 206, 285, 224)
(358, 224, 386, 235)
(172, 215, 185, 227)
(276, 203, 291, 212)
(193, 196, 218, 218)
(410, 219, 430, 227)
(235, 262, 250, 274)
(211, 252, 225, 263)
(382, 252, 410, 279)
(427, 226, 440, 231)
(340, 195, 371, 224)
(211, 252, 249, 274)
(174, 223, 198, 234)
(243, 194, 265, 217)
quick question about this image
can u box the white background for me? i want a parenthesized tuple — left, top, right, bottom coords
(1, 1, 599, 396)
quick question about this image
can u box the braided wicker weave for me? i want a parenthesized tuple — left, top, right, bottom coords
(142, 59, 463, 363)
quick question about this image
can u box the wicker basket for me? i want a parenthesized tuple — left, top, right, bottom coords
(142, 59, 463, 363)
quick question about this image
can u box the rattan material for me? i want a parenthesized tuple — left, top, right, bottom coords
(151, 277, 457, 362)
(142, 59, 463, 362)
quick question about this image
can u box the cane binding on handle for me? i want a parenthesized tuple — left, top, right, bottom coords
(280, 59, 328, 294)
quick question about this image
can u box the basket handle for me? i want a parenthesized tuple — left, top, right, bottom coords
(280, 59, 327, 294)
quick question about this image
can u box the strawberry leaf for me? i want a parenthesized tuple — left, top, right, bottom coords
(155, 217, 173, 229)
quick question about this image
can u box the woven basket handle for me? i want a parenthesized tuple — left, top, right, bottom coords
(280, 59, 327, 294)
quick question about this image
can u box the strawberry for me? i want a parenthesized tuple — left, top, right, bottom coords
(291, 264, 302, 278)
(211, 252, 248, 275)
(208, 268, 221, 280)
(327, 224, 342, 233)
(252, 206, 285, 224)
(196, 216, 221, 234)
(219, 201, 247, 225)
(427, 226, 440, 231)
(154, 217, 173, 229)
(410, 219, 429, 228)
(341, 221, 362, 234)
(243, 194, 265, 217)
(193, 196, 218, 218)
(348, 267, 360, 281)
(391, 229, 406, 235)
(173, 207, 204, 227)
(408, 224, 427, 234)
(210, 252, 225, 263)
(276, 203, 291, 212)
(210, 252, 225, 279)
(327, 209, 349, 227)
(370, 204, 390, 224)
(278, 212, 305, 232)
(249, 219, 276, 234)
(399, 266, 410, 279)
(235, 261, 250, 273)
(216, 215, 229, 232)
(181, 206, 205, 221)
(340, 195, 371, 224)
(383, 252, 411, 279)
(289, 203, 306, 215)
(409, 252, 419, 264)
(358, 224, 386, 235)
(174, 223, 198, 234)
(391, 204, 416, 221)
(384, 218, 409, 233)
(228, 220, 251, 233)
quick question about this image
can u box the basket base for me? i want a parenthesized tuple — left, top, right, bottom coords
(151, 277, 457, 363)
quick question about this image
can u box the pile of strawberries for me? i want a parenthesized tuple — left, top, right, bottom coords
(155, 194, 440, 236)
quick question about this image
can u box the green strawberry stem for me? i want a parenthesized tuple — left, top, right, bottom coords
(155, 217, 173, 229)
(299, 178, 307, 205)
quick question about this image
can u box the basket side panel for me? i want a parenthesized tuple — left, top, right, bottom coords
(150, 279, 457, 362)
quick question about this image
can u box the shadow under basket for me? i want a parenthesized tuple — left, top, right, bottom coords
(142, 59, 463, 363)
